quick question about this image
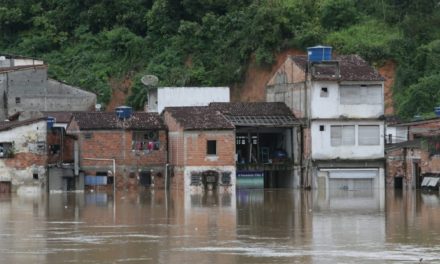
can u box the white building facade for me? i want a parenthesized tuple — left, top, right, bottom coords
(147, 87, 230, 113)
(267, 51, 386, 191)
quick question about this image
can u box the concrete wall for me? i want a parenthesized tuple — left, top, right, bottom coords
(266, 57, 306, 86)
(2, 67, 96, 120)
(0, 120, 47, 193)
(311, 120, 385, 160)
(266, 57, 309, 118)
(157, 87, 229, 113)
(310, 81, 384, 119)
(0, 57, 44, 67)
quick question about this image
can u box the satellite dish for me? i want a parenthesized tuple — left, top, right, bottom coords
(141, 75, 159, 87)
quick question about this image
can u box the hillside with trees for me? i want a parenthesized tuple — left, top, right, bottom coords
(0, 0, 439, 119)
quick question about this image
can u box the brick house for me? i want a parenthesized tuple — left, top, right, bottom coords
(386, 117, 440, 189)
(163, 106, 236, 192)
(67, 111, 167, 190)
(0, 118, 48, 194)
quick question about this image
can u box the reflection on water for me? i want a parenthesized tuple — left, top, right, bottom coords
(0, 189, 439, 263)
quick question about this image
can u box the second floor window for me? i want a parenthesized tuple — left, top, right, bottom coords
(132, 131, 160, 151)
(331, 125, 355, 146)
(340, 86, 382, 105)
(207, 140, 217, 155)
(358, 125, 380, 145)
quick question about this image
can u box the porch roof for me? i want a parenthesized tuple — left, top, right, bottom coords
(225, 115, 298, 127)
(209, 102, 298, 127)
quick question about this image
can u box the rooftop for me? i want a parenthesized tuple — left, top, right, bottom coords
(0, 117, 46, 132)
(291, 55, 384, 82)
(209, 102, 298, 127)
(164, 106, 234, 130)
(72, 112, 165, 130)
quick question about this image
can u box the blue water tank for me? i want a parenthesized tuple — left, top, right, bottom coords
(47, 116, 55, 129)
(435, 107, 440, 117)
(307, 45, 332, 62)
(115, 106, 133, 119)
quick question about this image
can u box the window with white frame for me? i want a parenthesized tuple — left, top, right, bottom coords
(331, 125, 355, 146)
(358, 125, 380, 145)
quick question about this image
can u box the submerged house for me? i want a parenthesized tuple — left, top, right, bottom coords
(386, 117, 440, 189)
(0, 118, 48, 194)
(44, 112, 82, 192)
(163, 106, 236, 192)
(0, 55, 96, 121)
(266, 46, 386, 191)
(209, 102, 300, 188)
(67, 109, 168, 191)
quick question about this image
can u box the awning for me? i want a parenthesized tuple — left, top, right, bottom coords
(421, 177, 440, 187)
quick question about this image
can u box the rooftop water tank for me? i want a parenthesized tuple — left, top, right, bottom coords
(115, 106, 133, 119)
(307, 45, 332, 62)
(47, 116, 55, 129)
(435, 107, 440, 117)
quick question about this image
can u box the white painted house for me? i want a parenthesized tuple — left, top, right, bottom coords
(0, 118, 48, 195)
(146, 86, 230, 113)
(266, 46, 386, 191)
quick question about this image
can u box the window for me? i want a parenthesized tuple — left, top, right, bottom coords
(84, 133, 93, 139)
(207, 140, 217, 155)
(331, 125, 355, 146)
(49, 144, 60, 155)
(15, 97, 20, 104)
(132, 131, 160, 151)
(33, 173, 39, 180)
(340, 86, 382, 105)
(359, 125, 380, 145)
(320, 87, 328, 97)
(0, 142, 14, 158)
(319, 125, 325, 131)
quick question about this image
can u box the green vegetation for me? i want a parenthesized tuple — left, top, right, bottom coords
(1, 0, 439, 118)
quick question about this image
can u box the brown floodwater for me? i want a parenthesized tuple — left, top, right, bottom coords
(0, 189, 439, 263)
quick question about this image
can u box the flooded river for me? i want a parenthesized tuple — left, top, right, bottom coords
(0, 189, 439, 263)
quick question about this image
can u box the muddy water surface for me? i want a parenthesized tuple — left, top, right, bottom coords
(0, 189, 439, 263)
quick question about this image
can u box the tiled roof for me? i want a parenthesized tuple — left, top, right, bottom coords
(209, 102, 293, 116)
(72, 112, 165, 130)
(43, 112, 74, 123)
(291, 55, 384, 82)
(164, 106, 234, 130)
(209, 102, 298, 127)
(0, 118, 46, 132)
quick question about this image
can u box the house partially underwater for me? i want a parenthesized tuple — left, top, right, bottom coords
(267, 46, 386, 192)
(210, 102, 300, 188)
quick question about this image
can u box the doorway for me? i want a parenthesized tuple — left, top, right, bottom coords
(0, 181, 11, 193)
(394, 177, 403, 189)
(139, 171, 151, 187)
(202, 170, 219, 190)
(413, 162, 422, 189)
